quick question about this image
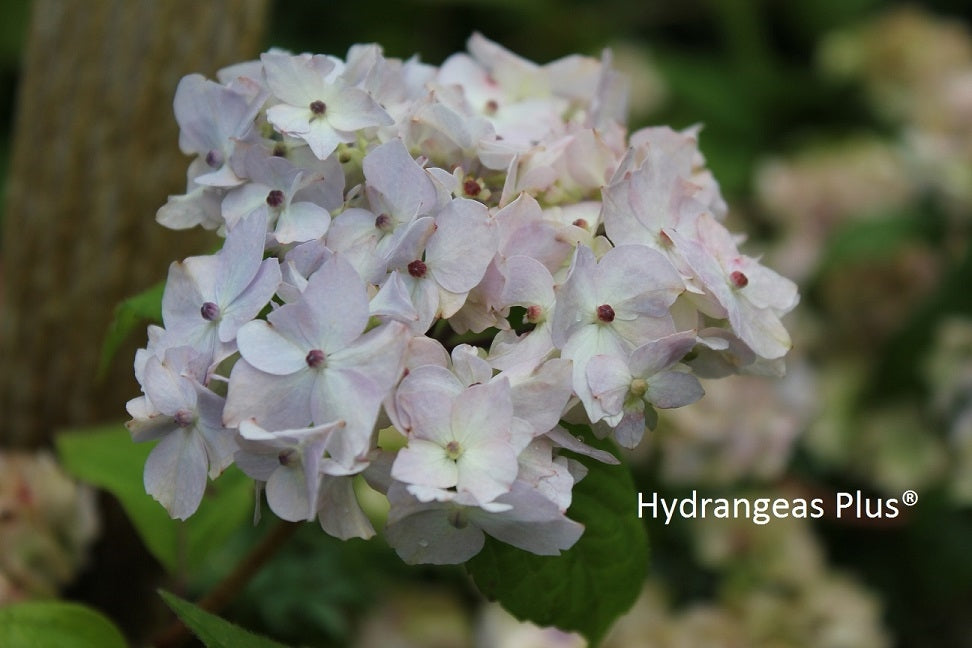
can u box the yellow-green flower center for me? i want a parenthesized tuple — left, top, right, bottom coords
(445, 440, 463, 461)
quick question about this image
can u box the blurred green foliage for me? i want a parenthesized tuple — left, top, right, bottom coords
(0, 0, 28, 66)
(97, 280, 165, 380)
(191, 518, 447, 646)
(56, 424, 253, 575)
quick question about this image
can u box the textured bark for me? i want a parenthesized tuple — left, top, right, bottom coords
(0, 1, 271, 641)
(0, 0, 269, 447)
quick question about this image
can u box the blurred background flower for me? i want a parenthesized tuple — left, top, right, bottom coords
(0, 451, 99, 604)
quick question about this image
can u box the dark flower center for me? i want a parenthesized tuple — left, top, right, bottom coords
(200, 301, 220, 321)
(174, 410, 194, 428)
(407, 259, 428, 278)
(730, 270, 749, 289)
(375, 213, 393, 232)
(266, 189, 285, 208)
(463, 179, 481, 196)
(204, 149, 223, 168)
(278, 448, 297, 466)
(597, 304, 616, 323)
(309, 100, 327, 115)
(306, 349, 326, 368)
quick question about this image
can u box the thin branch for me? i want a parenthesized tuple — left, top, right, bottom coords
(152, 519, 301, 648)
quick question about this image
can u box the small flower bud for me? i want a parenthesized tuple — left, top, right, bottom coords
(463, 179, 481, 197)
(306, 349, 326, 368)
(526, 304, 543, 324)
(200, 301, 220, 321)
(407, 259, 428, 278)
(375, 213, 393, 232)
(597, 304, 616, 323)
(174, 410, 195, 428)
(204, 149, 223, 168)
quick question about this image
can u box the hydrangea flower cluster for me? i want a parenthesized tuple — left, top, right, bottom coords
(127, 34, 797, 565)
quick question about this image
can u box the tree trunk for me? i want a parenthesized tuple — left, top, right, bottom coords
(0, 1, 270, 639)
(0, 0, 269, 448)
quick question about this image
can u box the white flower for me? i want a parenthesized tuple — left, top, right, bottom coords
(384, 480, 583, 565)
(159, 211, 281, 369)
(223, 255, 409, 469)
(126, 347, 236, 519)
(670, 213, 798, 360)
(262, 52, 392, 160)
(587, 330, 704, 447)
(235, 419, 348, 522)
(552, 244, 684, 420)
(393, 377, 528, 506)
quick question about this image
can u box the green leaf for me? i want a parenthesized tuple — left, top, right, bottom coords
(466, 424, 648, 645)
(97, 280, 165, 380)
(159, 590, 292, 648)
(0, 601, 127, 648)
(56, 424, 253, 573)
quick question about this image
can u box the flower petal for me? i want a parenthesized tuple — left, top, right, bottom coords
(266, 465, 315, 522)
(317, 475, 375, 540)
(392, 438, 459, 489)
(237, 320, 308, 375)
(144, 430, 208, 520)
(646, 370, 705, 409)
(427, 198, 498, 294)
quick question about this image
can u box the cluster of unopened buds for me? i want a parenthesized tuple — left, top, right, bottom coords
(127, 34, 798, 564)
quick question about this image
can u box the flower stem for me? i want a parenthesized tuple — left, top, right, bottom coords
(153, 519, 301, 648)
